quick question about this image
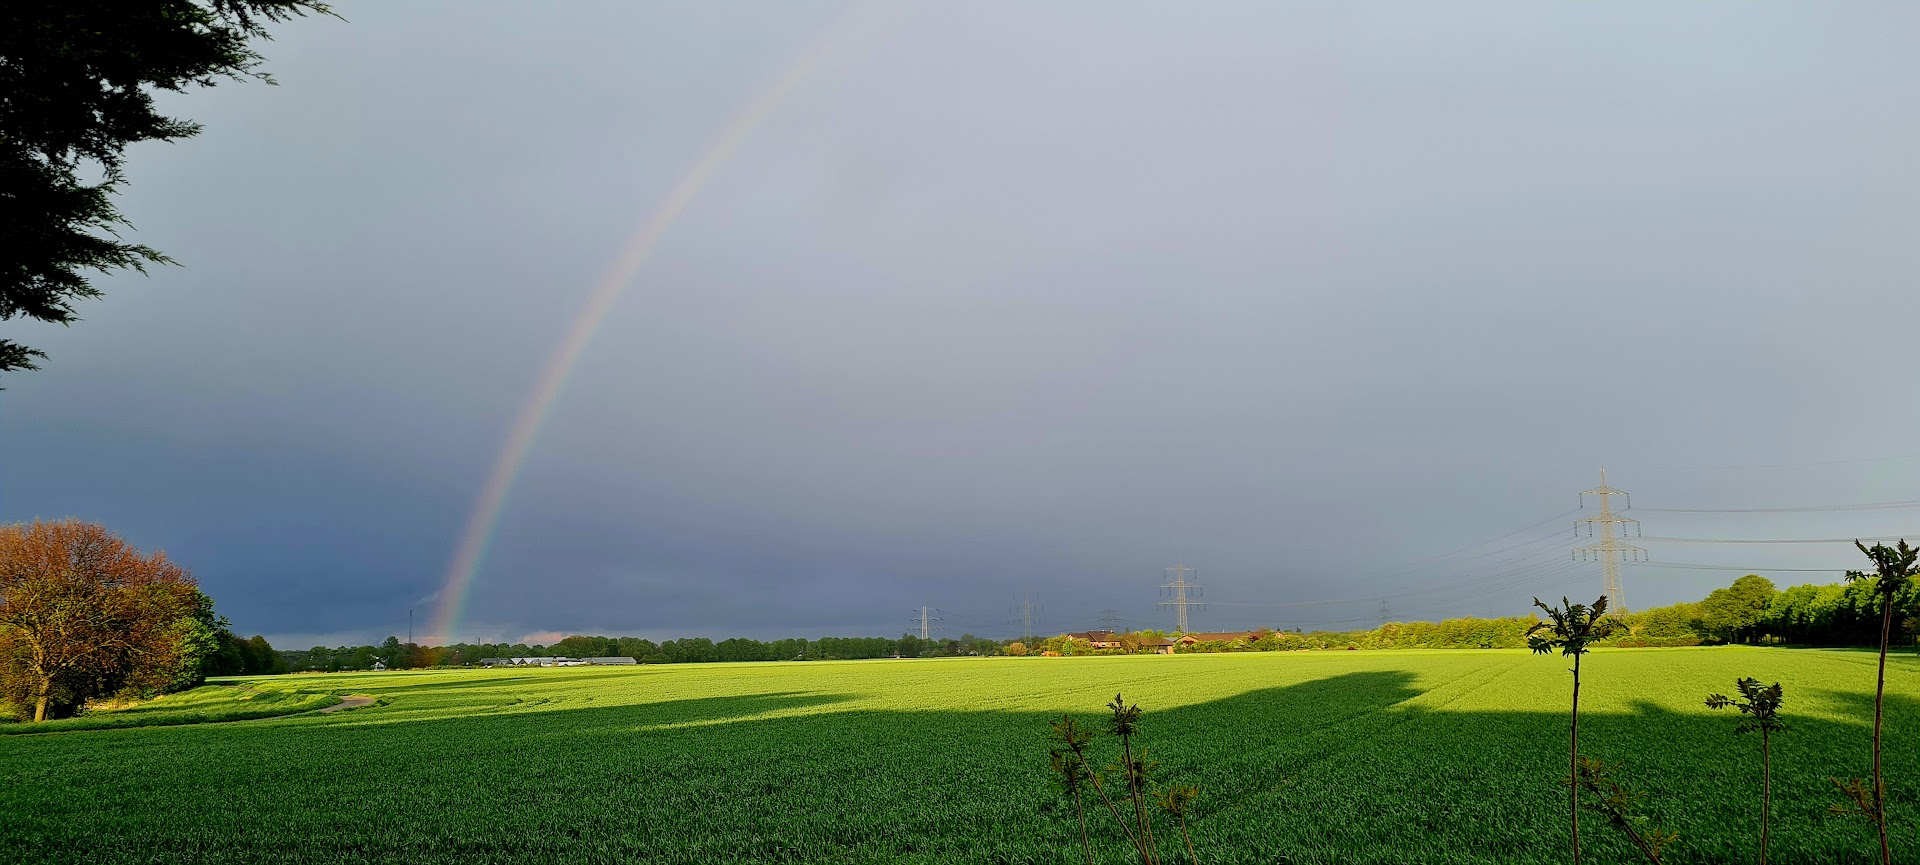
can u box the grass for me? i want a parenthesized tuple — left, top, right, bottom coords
(0, 647, 1914, 863)
(1, 683, 343, 734)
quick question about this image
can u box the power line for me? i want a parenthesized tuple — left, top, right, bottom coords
(1098, 609, 1124, 633)
(1644, 561, 1852, 573)
(1634, 499, 1920, 514)
(1642, 534, 1920, 545)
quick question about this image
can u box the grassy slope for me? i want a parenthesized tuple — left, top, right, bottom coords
(1, 683, 343, 734)
(0, 648, 1914, 864)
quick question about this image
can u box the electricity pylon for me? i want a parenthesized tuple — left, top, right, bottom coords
(911, 606, 942, 640)
(1012, 591, 1041, 641)
(1576, 466, 1645, 612)
(1159, 564, 1203, 633)
(1099, 609, 1124, 634)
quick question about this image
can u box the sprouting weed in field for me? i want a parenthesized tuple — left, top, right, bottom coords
(1706, 678, 1785, 865)
(1837, 538, 1916, 865)
(1044, 694, 1199, 865)
(1108, 692, 1159, 860)
(1572, 756, 1677, 865)
(1528, 595, 1615, 865)
(1048, 715, 1106, 865)
(1155, 784, 1200, 865)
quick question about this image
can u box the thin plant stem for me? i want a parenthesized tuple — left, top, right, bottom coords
(1119, 729, 1157, 864)
(1180, 813, 1199, 865)
(1760, 729, 1770, 865)
(1571, 651, 1582, 865)
(1072, 786, 1095, 865)
(1076, 752, 1147, 860)
(1874, 600, 1891, 865)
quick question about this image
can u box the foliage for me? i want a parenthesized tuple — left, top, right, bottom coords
(0, 1, 334, 375)
(1528, 595, 1614, 865)
(1835, 538, 1919, 865)
(1705, 677, 1786, 737)
(1707, 678, 1785, 865)
(1571, 756, 1678, 864)
(0, 520, 216, 721)
(1698, 575, 1776, 643)
(1045, 694, 1200, 865)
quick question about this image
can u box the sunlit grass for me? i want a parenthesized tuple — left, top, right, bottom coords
(0, 683, 341, 734)
(1, 648, 1914, 863)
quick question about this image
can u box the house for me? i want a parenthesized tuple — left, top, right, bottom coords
(581, 656, 637, 666)
(1173, 631, 1266, 648)
(1066, 630, 1122, 649)
(371, 660, 387, 671)
(1140, 637, 1176, 655)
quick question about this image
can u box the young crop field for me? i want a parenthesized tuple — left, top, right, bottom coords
(0, 683, 342, 735)
(3, 647, 1915, 864)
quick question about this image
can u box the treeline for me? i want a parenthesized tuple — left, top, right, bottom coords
(274, 574, 1918, 674)
(281, 633, 1010, 672)
(1053, 574, 1916, 655)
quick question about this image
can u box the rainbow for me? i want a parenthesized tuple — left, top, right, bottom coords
(428, 5, 887, 645)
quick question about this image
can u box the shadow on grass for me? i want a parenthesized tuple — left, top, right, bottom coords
(3, 670, 1915, 865)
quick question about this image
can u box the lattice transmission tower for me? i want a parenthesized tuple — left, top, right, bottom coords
(1012, 591, 1041, 641)
(911, 606, 942, 640)
(1159, 564, 1203, 633)
(1575, 467, 1645, 612)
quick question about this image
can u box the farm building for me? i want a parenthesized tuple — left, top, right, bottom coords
(480, 656, 635, 667)
(1173, 631, 1265, 647)
(1065, 630, 1122, 649)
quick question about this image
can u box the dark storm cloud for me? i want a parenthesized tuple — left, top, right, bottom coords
(4, 2, 1918, 646)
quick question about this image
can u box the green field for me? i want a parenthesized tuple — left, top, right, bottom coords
(3, 648, 1916, 864)
(0, 683, 344, 734)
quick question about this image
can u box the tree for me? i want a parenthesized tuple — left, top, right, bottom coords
(1707, 678, 1787, 865)
(1837, 539, 1918, 865)
(377, 636, 404, 668)
(1699, 575, 1776, 643)
(0, 1, 333, 375)
(0, 519, 207, 721)
(1527, 595, 1616, 865)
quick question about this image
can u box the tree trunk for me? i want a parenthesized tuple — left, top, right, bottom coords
(1874, 601, 1891, 865)
(32, 674, 52, 723)
(1570, 652, 1582, 865)
(1760, 729, 1770, 865)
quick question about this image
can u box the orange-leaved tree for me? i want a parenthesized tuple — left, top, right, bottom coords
(0, 519, 208, 721)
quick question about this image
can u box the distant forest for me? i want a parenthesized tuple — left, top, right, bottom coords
(232, 573, 1919, 675)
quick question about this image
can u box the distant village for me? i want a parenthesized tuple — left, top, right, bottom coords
(1040, 630, 1269, 656)
(478, 656, 638, 667)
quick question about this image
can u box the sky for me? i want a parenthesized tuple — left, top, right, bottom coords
(4, 1, 1920, 648)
